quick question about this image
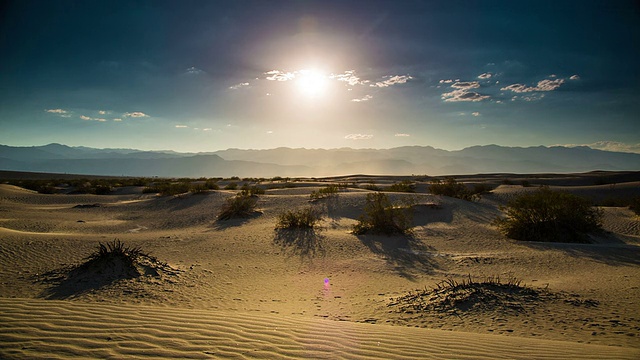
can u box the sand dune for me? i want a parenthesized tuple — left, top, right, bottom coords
(1, 298, 638, 359)
(1, 173, 639, 358)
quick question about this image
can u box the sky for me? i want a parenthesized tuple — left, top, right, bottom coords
(1, 0, 639, 153)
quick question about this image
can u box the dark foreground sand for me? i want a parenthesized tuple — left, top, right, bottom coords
(1, 172, 639, 358)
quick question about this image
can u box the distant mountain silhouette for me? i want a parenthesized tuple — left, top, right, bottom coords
(0, 143, 638, 177)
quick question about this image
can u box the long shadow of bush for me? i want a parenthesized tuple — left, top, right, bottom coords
(39, 240, 178, 299)
(273, 207, 325, 258)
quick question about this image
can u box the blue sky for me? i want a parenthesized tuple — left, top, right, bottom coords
(1, 0, 639, 153)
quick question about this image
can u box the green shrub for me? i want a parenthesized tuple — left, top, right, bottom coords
(352, 192, 413, 236)
(494, 187, 603, 243)
(276, 207, 322, 229)
(310, 184, 340, 200)
(429, 178, 475, 200)
(217, 193, 259, 220)
(362, 182, 381, 191)
(388, 180, 416, 193)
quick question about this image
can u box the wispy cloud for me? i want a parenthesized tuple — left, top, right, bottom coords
(45, 108, 67, 114)
(80, 115, 92, 120)
(229, 82, 250, 90)
(332, 70, 368, 86)
(442, 89, 490, 102)
(394, 133, 410, 137)
(351, 95, 373, 102)
(472, 112, 481, 117)
(570, 74, 580, 80)
(113, 118, 122, 122)
(477, 73, 492, 79)
(175, 125, 188, 128)
(451, 81, 480, 89)
(265, 70, 295, 81)
(123, 112, 149, 118)
(501, 78, 565, 93)
(185, 66, 204, 75)
(98, 110, 107, 115)
(345, 133, 373, 140)
(370, 75, 412, 88)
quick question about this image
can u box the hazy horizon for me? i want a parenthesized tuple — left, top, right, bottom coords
(1, 1, 639, 154)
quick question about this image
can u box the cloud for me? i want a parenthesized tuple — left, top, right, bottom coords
(370, 75, 412, 88)
(570, 74, 580, 80)
(439, 79, 455, 84)
(175, 125, 188, 128)
(265, 70, 295, 81)
(95, 118, 107, 122)
(477, 73, 492, 79)
(395, 133, 410, 137)
(113, 118, 122, 122)
(185, 66, 204, 75)
(501, 78, 565, 93)
(123, 112, 149, 118)
(203, 128, 212, 131)
(442, 89, 490, 102)
(80, 115, 92, 120)
(472, 112, 481, 117)
(229, 82, 250, 90)
(451, 81, 480, 89)
(45, 108, 68, 114)
(560, 141, 640, 154)
(332, 70, 368, 86)
(98, 110, 106, 115)
(344, 133, 373, 140)
(351, 95, 373, 102)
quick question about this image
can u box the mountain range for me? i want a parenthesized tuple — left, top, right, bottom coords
(1, 143, 639, 178)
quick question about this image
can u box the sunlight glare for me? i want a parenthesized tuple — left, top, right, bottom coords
(296, 69, 328, 98)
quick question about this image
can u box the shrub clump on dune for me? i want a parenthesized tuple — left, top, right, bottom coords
(276, 207, 323, 229)
(429, 178, 476, 200)
(352, 192, 413, 236)
(217, 193, 259, 220)
(494, 187, 603, 243)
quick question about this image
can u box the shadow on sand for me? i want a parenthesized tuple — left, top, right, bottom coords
(356, 234, 440, 280)
(523, 233, 640, 267)
(274, 228, 326, 259)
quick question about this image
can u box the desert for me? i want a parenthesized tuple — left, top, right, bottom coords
(1, 170, 639, 359)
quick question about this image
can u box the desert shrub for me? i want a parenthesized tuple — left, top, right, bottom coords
(362, 182, 381, 191)
(93, 184, 112, 195)
(217, 193, 259, 220)
(352, 192, 413, 236)
(224, 182, 238, 190)
(190, 184, 210, 194)
(429, 178, 475, 200)
(240, 184, 265, 195)
(630, 196, 640, 215)
(388, 180, 416, 193)
(494, 187, 603, 243)
(86, 239, 143, 264)
(472, 183, 494, 195)
(310, 184, 340, 200)
(204, 180, 219, 190)
(276, 207, 322, 229)
(143, 182, 191, 196)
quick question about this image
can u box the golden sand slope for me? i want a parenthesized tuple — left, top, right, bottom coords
(1, 298, 638, 359)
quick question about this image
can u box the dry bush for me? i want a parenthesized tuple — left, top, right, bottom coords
(276, 207, 322, 229)
(217, 193, 259, 220)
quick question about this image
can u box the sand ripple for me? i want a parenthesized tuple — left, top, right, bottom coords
(1, 298, 638, 359)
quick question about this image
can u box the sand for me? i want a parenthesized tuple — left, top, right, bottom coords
(1, 173, 639, 358)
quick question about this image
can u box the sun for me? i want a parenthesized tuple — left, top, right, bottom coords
(295, 69, 328, 98)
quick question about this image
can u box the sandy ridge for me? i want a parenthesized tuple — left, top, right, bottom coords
(1, 298, 638, 359)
